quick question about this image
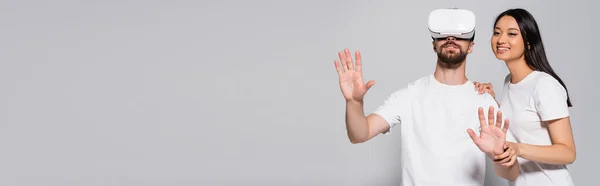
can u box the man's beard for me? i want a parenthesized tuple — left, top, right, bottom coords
(437, 41, 468, 68)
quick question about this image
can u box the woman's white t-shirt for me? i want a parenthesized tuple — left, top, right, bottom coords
(498, 71, 574, 186)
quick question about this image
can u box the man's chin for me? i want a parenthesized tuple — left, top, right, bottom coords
(443, 54, 457, 59)
(442, 51, 460, 56)
(438, 55, 466, 67)
(440, 60, 463, 66)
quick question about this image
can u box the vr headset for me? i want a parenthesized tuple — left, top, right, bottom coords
(428, 8, 476, 40)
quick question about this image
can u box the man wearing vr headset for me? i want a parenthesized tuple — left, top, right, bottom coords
(333, 8, 519, 185)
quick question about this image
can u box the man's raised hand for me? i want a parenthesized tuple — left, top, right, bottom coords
(334, 48, 375, 102)
(467, 106, 511, 157)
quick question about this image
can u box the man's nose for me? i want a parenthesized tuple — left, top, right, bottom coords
(446, 36, 457, 41)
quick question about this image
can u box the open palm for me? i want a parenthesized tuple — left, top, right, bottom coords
(334, 48, 375, 102)
(467, 106, 511, 157)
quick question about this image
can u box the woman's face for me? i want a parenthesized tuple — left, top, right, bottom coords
(491, 16, 526, 62)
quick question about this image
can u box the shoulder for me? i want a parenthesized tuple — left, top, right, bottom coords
(479, 91, 499, 108)
(534, 71, 563, 86)
(529, 71, 570, 119)
(529, 71, 569, 110)
(411, 74, 433, 87)
(532, 71, 566, 94)
(465, 79, 498, 106)
(463, 80, 498, 107)
(394, 75, 431, 93)
(383, 75, 432, 102)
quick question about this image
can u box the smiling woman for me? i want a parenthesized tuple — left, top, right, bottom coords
(475, 8, 577, 186)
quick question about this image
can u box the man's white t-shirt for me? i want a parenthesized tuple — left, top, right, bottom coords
(498, 71, 574, 186)
(373, 74, 500, 186)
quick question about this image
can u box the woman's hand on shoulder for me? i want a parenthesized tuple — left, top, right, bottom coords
(474, 82, 496, 99)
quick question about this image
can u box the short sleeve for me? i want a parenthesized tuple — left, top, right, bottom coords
(372, 88, 411, 133)
(533, 77, 570, 121)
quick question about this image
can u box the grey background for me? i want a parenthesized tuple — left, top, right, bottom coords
(0, 0, 597, 185)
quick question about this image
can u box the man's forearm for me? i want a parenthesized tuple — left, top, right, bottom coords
(345, 100, 369, 143)
(493, 161, 520, 181)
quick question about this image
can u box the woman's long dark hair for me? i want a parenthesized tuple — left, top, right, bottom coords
(494, 8, 572, 107)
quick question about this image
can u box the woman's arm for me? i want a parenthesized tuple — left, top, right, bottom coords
(517, 117, 576, 165)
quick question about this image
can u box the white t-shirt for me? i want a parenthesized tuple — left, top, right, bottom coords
(498, 71, 574, 186)
(373, 74, 500, 186)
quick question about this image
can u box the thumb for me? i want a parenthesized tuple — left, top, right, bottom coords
(365, 80, 376, 91)
(467, 128, 479, 144)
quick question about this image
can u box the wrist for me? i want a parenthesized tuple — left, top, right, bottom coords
(515, 142, 523, 157)
(487, 144, 508, 159)
(346, 100, 364, 105)
(486, 152, 495, 159)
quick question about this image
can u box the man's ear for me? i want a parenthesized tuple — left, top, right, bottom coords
(432, 40, 436, 51)
(468, 41, 475, 53)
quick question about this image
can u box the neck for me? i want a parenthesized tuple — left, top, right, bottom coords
(505, 56, 534, 84)
(434, 60, 468, 85)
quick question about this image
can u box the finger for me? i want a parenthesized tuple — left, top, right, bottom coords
(496, 110, 503, 128)
(474, 82, 479, 90)
(499, 150, 517, 166)
(502, 119, 510, 133)
(498, 150, 514, 164)
(355, 50, 362, 73)
(344, 48, 354, 71)
(494, 153, 511, 164)
(503, 152, 518, 167)
(494, 148, 511, 160)
(486, 86, 493, 94)
(478, 84, 486, 93)
(334, 60, 343, 76)
(467, 129, 480, 144)
(365, 80, 375, 91)
(488, 106, 495, 126)
(494, 146, 511, 161)
(478, 107, 486, 128)
(509, 148, 516, 158)
(338, 51, 348, 71)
